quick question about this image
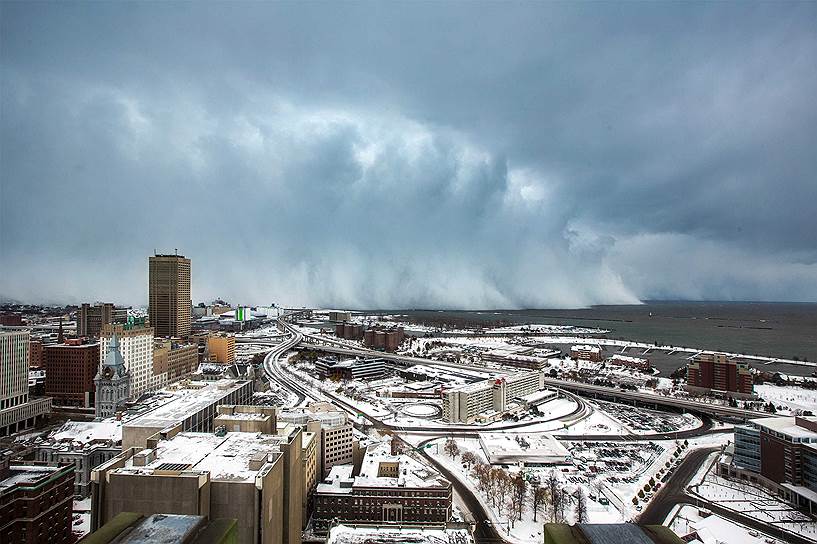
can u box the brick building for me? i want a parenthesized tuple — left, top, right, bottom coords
(0, 456, 75, 544)
(726, 416, 817, 514)
(686, 352, 753, 398)
(313, 440, 451, 531)
(43, 339, 100, 407)
(78, 302, 128, 338)
(362, 327, 405, 352)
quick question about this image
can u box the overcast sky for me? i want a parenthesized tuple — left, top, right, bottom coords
(2, 2, 816, 309)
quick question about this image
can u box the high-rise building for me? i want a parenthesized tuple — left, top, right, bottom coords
(78, 302, 128, 338)
(101, 321, 155, 399)
(686, 352, 754, 398)
(207, 333, 235, 364)
(1, 331, 51, 436)
(43, 339, 100, 407)
(149, 254, 192, 338)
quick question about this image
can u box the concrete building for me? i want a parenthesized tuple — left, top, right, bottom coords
(570, 345, 602, 362)
(81, 512, 237, 544)
(313, 440, 452, 531)
(2, 330, 52, 436)
(153, 338, 199, 386)
(91, 429, 302, 544)
(0, 314, 24, 326)
(442, 371, 545, 423)
(543, 523, 684, 544)
(315, 356, 386, 381)
(43, 338, 100, 407)
(214, 404, 277, 434)
(149, 254, 192, 338)
(78, 303, 128, 338)
(95, 334, 131, 418)
(121, 379, 253, 450)
(724, 416, 817, 513)
(329, 311, 352, 322)
(101, 320, 155, 399)
(686, 352, 754, 398)
(479, 432, 571, 466)
(0, 456, 75, 544)
(35, 420, 123, 497)
(207, 333, 235, 364)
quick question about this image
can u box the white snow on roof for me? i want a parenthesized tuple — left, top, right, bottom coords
(327, 524, 473, 544)
(48, 420, 123, 445)
(115, 431, 285, 483)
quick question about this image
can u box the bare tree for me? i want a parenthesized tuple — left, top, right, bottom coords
(491, 468, 510, 512)
(444, 438, 460, 459)
(546, 470, 562, 522)
(511, 474, 528, 521)
(472, 462, 490, 492)
(575, 488, 589, 523)
(462, 451, 477, 469)
(531, 484, 548, 523)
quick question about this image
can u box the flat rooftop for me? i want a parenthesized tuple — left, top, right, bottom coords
(47, 420, 123, 445)
(114, 513, 203, 543)
(319, 440, 449, 493)
(327, 524, 472, 544)
(1, 465, 65, 492)
(123, 379, 250, 430)
(114, 431, 285, 483)
(753, 416, 817, 440)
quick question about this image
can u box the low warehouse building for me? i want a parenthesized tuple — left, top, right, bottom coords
(479, 432, 571, 466)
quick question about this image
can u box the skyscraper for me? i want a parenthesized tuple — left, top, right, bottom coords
(148, 253, 191, 338)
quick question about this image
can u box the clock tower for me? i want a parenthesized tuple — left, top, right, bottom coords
(94, 333, 131, 418)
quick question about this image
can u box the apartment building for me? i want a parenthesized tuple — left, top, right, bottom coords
(687, 352, 754, 398)
(149, 254, 192, 338)
(570, 344, 602, 362)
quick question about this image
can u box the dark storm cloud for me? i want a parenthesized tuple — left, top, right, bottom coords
(1, 2, 816, 307)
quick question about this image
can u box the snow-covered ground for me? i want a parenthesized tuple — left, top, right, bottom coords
(755, 383, 817, 414)
(670, 505, 784, 544)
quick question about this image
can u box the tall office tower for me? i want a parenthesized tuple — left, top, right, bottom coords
(148, 254, 191, 338)
(0, 330, 51, 436)
(78, 302, 128, 338)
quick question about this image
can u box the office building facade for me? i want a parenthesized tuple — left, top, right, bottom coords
(149, 254, 192, 338)
(43, 339, 100, 407)
(0, 331, 51, 436)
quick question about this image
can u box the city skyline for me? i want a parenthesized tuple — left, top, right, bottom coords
(2, 3, 816, 309)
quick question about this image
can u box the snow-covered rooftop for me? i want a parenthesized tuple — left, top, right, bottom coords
(122, 379, 250, 430)
(753, 416, 817, 440)
(327, 524, 473, 544)
(47, 420, 123, 446)
(114, 431, 285, 483)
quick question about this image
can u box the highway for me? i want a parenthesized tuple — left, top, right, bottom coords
(292, 335, 772, 421)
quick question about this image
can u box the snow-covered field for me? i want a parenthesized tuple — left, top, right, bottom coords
(755, 383, 817, 414)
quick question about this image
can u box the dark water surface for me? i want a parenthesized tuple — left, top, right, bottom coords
(372, 302, 817, 376)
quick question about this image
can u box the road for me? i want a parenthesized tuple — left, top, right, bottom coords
(639, 446, 719, 524)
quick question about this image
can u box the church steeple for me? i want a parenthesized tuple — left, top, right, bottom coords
(102, 333, 126, 374)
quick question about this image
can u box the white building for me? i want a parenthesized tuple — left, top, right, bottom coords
(101, 322, 155, 398)
(279, 402, 354, 478)
(442, 371, 546, 423)
(479, 432, 571, 466)
(0, 329, 51, 436)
